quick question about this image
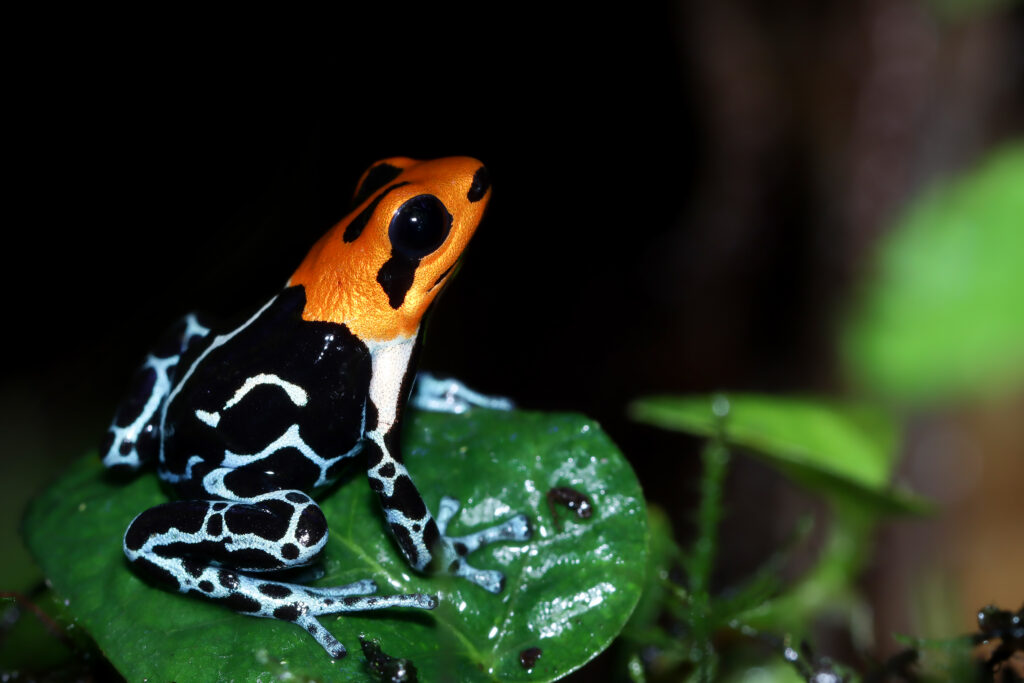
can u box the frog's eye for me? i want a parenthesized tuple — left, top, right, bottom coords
(389, 195, 453, 259)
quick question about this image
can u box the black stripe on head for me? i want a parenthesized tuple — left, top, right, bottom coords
(376, 253, 418, 309)
(467, 166, 490, 202)
(344, 182, 410, 243)
(353, 163, 404, 207)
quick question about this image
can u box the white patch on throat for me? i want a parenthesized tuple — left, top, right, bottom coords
(365, 334, 417, 437)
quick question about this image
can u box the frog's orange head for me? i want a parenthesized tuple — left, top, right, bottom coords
(289, 156, 491, 342)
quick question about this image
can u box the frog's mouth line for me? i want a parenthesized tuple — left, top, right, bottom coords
(427, 260, 460, 293)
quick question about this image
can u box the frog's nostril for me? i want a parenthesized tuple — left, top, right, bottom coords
(467, 166, 490, 203)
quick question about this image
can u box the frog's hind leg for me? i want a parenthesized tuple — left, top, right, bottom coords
(102, 313, 211, 471)
(122, 488, 435, 658)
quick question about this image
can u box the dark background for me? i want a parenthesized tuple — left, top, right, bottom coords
(4, 2, 1023, 676)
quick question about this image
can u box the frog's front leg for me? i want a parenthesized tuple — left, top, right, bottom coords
(122, 486, 436, 658)
(102, 313, 211, 471)
(365, 339, 531, 591)
(365, 434, 532, 592)
(410, 376, 531, 588)
(411, 372, 514, 414)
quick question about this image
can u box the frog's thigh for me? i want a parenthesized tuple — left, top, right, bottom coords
(122, 489, 435, 659)
(123, 489, 328, 588)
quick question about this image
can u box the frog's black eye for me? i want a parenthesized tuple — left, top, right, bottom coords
(389, 194, 453, 259)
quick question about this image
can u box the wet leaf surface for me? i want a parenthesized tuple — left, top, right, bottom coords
(23, 410, 647, 682)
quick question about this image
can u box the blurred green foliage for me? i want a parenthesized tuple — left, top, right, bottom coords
(627, 395, 894, 681)
(843, 143, 1024, 407)
(624, 142, 1024, 681)
(631, 394, 927, 515)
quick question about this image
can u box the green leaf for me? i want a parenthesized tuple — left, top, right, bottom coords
(630, 394, 927, 513)
(842, 142, 1024, 406)
(22, 410, 647, 682)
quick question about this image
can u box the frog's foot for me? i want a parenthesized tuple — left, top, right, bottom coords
(191, 568, 434, 659)
(435, 495, 532, 593)
(412, 373, 514, 414)
(130, 556, 435, 658)
(238, 575, 436, 659)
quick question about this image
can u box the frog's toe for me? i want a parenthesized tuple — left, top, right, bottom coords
(314, 592, 438, 613)
(436, 496, 532, 546)
(448, 512, 533, 556)
(429, 495, 530, 592)
(435, 495, 461, 534)
(441, 512, 531, 593)
(296, 613, 347, 658)
(450, 561, 506, 594)
(503, 513, 533, 542)
(291, 590, 436, 657)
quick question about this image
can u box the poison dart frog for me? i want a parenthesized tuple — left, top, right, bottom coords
(100, 156, 531, 658)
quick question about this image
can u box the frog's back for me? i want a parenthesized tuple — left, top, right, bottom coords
(160, 286, 372, 500)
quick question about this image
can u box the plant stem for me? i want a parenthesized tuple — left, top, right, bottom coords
(690, 434, 730, 598)
(688, 396, 732, 682)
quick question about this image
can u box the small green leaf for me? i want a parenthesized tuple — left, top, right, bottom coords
(22, 410, 647, 682)
(630, 394, 927, 513)
(843, 142, 1024, 406)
